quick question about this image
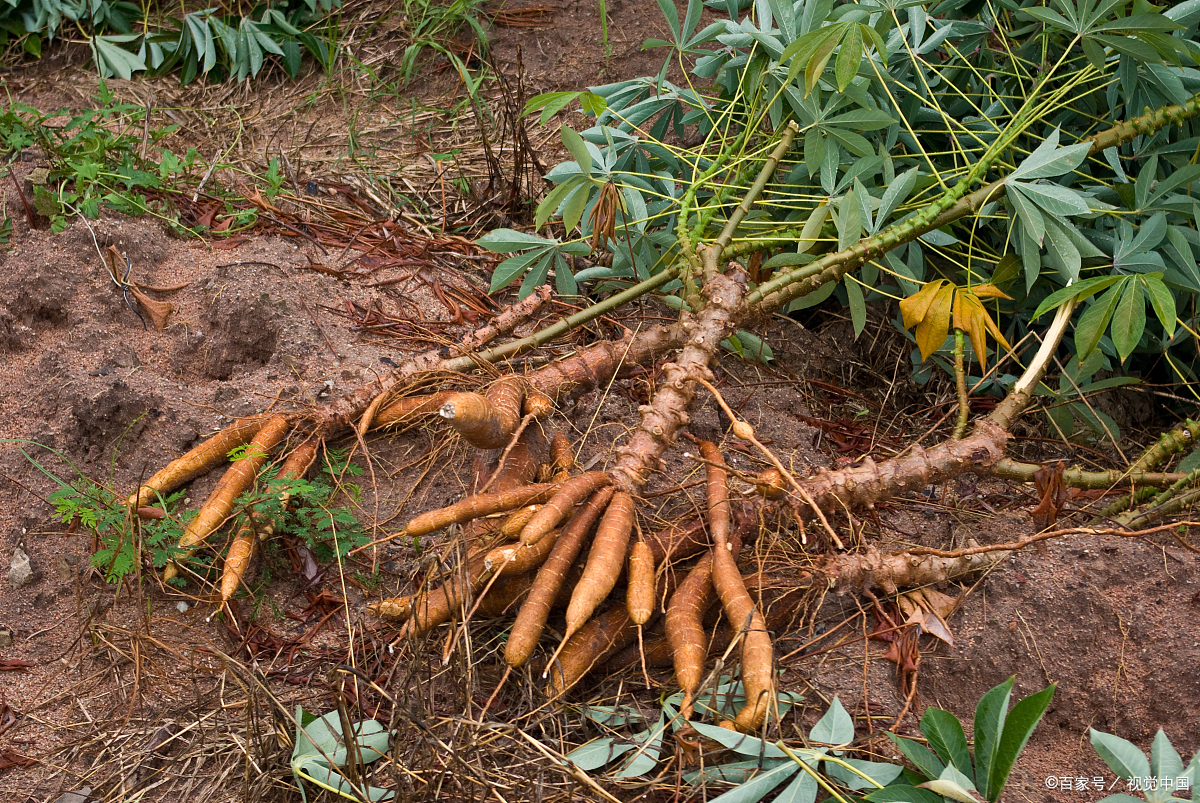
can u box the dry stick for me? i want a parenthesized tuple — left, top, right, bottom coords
(693, 376, 842, 548)
(900, 520, 1200, 560)
(163, 414, 292, 582)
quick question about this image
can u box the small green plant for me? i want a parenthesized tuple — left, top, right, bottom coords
(233, 447, 369, 564)
(872, 677, 1056, 803)
(396, 0, 488, 90)
(1089, 728, 1198, 803)
(0, 0, 345, 83)
(566, 683, 900, 802)
(1, 81, 199, 231)
(40, 465, 188, 584)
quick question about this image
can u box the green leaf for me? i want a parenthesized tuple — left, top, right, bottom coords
(864, 786, 945, 803)
(1009, 129, 1092, 180)
(972, 678, 1012, 794)
(91, 34, 147, 79)
(1090, 729, 1151, 782)
(1141, 276, 1177, 339)
(834, 24, 862, 92)
(1012, 181, 1091, 217)
(708, 760, 800, 803)
(566, 738, 634, 770)
(986, 684, 1054, 800)
(1111, 277, 1147, 363)
(827, 758, 905, 791)
(810, 697, 853, 745)
(1074, 283, 1123, 363)
(1149, 730, 1184, 792)
(489, 250, 545, 292)
(1007, 186, 1045, 246)
(535, 176, 584, 231)
(689, 723, 787, 758)
(846, 276, 866, 338)
(559, 124, 593, 176)
(523, 90, 582, 123)
(920, 709, 972, 776)
(477, 229, 557, 252)
(774, 767, 818, 803)
(1031, 275, 1124, 321)
(877, 168, 918, 232)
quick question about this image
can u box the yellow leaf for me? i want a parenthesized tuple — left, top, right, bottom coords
(899, 279, 949, 330)
(915, 283, 954, 361)
(970, 283, 1013, 301)
(955, 293, 990, 372)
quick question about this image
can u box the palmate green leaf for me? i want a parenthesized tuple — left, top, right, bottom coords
(1009, 129, 1091, 181)
(1111, 276, 1147, 363)
(91, 34, 147, 79)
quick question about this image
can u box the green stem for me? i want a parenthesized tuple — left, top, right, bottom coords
(702, 121, 799, 282)
(953, 329, 969, 439)
(1116, 467, 1200, 527)
(990, 459, 1190, 489)
(441, 267, 682, 373)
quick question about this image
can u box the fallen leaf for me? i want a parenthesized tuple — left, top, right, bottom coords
(0, 659, 34, 671)
(0, 749, 36, 771)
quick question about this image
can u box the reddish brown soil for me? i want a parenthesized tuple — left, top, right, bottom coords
(0, 5, 1197, 803)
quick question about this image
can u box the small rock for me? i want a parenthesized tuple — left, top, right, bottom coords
(55, 554, 75, 581)
(54, 789, 94, 803)
(176, 602, 189, 613)
(0, 628, 12, 647)
(9, 546, 40, 588)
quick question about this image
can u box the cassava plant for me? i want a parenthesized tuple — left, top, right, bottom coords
(125, 0, 1200, 736)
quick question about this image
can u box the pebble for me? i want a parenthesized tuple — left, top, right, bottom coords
(9, 546, 39, 589)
